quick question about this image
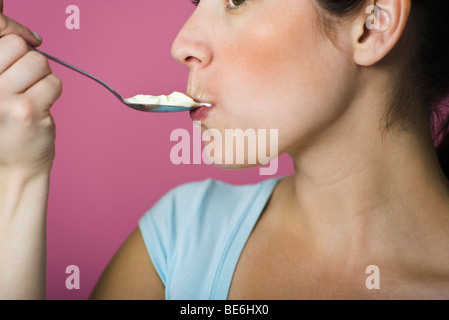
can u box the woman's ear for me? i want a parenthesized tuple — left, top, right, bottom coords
(352, 0, 411, 66)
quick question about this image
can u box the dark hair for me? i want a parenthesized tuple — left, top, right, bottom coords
(314, 0, 449, 178)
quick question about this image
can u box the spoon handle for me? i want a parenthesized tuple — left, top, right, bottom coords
(35, 49, 124, 103)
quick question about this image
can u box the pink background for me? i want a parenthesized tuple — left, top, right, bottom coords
(6, 0, 293, 299)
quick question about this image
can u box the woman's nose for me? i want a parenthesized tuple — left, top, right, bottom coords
(171, 8, 213, 70)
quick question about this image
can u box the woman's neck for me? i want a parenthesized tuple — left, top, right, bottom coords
(283, 91, 449, 261)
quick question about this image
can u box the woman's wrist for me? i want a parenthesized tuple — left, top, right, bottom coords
(0, 166, 51, 218)
(0, 166, 50, 299)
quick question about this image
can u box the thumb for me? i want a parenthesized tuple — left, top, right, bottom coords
(0, 14, 42, 47)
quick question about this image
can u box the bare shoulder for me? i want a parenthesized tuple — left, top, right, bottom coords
(89, 227, 165, 300)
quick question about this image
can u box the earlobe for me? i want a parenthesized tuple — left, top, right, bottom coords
(353, 0, 411, 67)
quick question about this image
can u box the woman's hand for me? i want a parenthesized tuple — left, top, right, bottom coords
(0, 0, 62, 176)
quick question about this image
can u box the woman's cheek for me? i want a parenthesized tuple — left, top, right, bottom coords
(209, 2, 354, 154)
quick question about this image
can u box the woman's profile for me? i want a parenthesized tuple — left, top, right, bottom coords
(0, 0, 449, 300)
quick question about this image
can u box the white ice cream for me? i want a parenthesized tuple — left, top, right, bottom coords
(124, 91, 211, 108)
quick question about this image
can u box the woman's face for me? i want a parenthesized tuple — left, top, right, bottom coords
(171, 0, 358, 167)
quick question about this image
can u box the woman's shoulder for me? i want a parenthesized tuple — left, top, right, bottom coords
(137, 177, 282, 297)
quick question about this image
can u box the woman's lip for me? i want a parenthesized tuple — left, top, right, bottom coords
(189, 104, 214, 121)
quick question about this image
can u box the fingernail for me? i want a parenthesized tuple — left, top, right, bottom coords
(32, 31, 42, 41)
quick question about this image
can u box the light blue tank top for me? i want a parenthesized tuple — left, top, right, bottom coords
(138, 177, 281, 300)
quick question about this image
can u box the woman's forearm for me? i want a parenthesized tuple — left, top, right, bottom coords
(0, 0, 62, 300)
(0, 170, 51, 299)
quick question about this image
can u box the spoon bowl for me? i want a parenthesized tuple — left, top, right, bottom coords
(123, 102, 200, 113)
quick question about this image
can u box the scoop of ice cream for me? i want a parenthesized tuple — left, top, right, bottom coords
(124, 91, 211, 108)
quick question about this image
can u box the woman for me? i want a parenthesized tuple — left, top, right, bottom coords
(1, 0, 449, 299)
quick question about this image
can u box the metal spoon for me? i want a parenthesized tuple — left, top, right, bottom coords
(35, 49, 200, 113)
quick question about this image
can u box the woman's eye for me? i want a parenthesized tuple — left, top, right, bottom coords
(191, 0, 247, 9)
(227, 0, 246, 8)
